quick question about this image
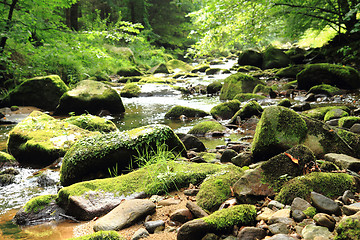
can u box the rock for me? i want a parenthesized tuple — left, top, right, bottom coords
(233, 93, 265, 102)
(292, 209, 307, 222)
(36, 171, 57, 187)
(220, 73, 262, 100)
(177, 219, 212, 240)
(291, 102, 311, 112)
(276, 64, 305, 78)
(267, 234, 298, 240)
(93, 199, 156, 231)
(0, 174, 15, 186)
(256, 207, 275, 221)
(339, 117, 360, 129)
(69, 231, 122, 240)
(310, 192, 341, 216)
(148, 63, 170, 74)
(326, 119, 339, 126)
(324, 153, 360, 172)
(237, 227, 267, 240)
(4, 75, 68, 110)
(350, 123, 360, 133)
(229, 101, 263, 124)
(0, 151, 18, 168)
(313, 213, 336, 231)
(201, 233, 219, 240)
(307, 84, 341, 96)
(220, 149, 238, 163)
(188, 120, 227, 137)
(117, 67, 143, 77)
(170, 209, 193, 223)
(192, 64, 210, 73)
(120, 82, 141, 98)
(304, 93, 317, 102)
(7, 111, 96, 166)
(262, 47, 291, 69)
(233, 167, 275, 204)
(186, 201, 208, 218)
(210, 100, 241, 120)
(291, 197, 312, 212)
(278, 98, 292, 108)
(268, 200, 285, 209)
(64, 114, 118, 133)
(177, 133, 206, 152)
(131, 228, 149, 240)
(60, 124, 185, 186)
(167, 59, 193, 72)
(231, 152, 253, 167)
(251, 106, 308, 161)
(55, 80, 125, 115)
(269, 222, 290, 235)
(335, 212, 360, 240)
(342, 205, 360, 216)
(144, 220, 165, 233)
(297, 63, 360, 90)
(184, 189, 200, 196)
(269, 209, 291, 221)
(206, 81, 222, 94)
(323, 108, 349, 122)
(302, 224, 333, 240)
(165, 106, 209, 119)
(158, 198, 181, 206)
(238, 50, 263, 68)
(302, 106, 350, 120)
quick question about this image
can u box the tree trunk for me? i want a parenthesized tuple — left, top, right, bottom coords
(0, 0, 18, 54)
(66, 2, 80, 31)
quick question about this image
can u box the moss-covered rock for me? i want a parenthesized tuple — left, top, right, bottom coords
(324, 108, 349, 122)
(339, 116, 360, 129)
(275, 65, 305, 78)
(285, 48, 306, 64)
(23, 195, 57, 214)
(68, 231, 124, 240)
(196, 165, 244, 212)
(229, 101, 262, 124)
(188, 121, 227, 136)
(7, 111, 97, 166)
(252, 84, 272, 95)
(60, 124, 186, 186)
(251, 106, 308, 161)
(275, 172, 358, 205)
(165, 106, 209, 119)
(0, 151, 17, 168)
(207, 81, 222, 94)
(238, 50, 263, 68)
(3, 75, 69, 110)
(64, 114, 117, 133)
(278, 98, 292, 107)
(117, 67, 142, 77)
(166, 59, 193, 72)
(192, 64, 210, 73)
(302, 106, 350, 120)
(297, 63, 360, 90)
(308, 84, 341, 96)
(220, 73, 262, 100)
(210, 100, 241, 120)
(237, 65, 262, 72)
(262, 47, 291, 69)
(55, 80, 125, 115)
(120, 82, 141, 98)
(205, 68, 222, 75)
(148, 63, 171, 74)
(335, 214, 360, 240)
(233, 93, 265, 102)
(202, 204, 256, 230)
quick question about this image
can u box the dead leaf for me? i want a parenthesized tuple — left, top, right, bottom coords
(284, 152, 299, 165)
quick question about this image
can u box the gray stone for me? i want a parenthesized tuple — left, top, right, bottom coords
(220, 149, 238, 163)
(184, 189, 200, 196)
(158, 198, 181, 206)
(310, 192, 341, 216)
(170, 209, 193, 223)
(131, 228, 149, 240)
(292, 209, 307, 222)
(144, 220, 165, 234)
(237, 227, 267, 240)
(231, 152, 253, 167)
(268, 200, 285, 209)
(268, 217, 296, 226)
(177, 219, 212, 240)
(302, 225, 333, 240)
(177, 133, 206, 152)
(93, 199, 156, 231)
(267, 234, 297, 240)
(326, 119, 339, 126)
(342, 205, 360, 216)
(186, 201, 208, 218)
(324, 153, 360, 171)
(313, 213, 336, 231)
(269, 223, 290, 235)
(350, 123, 360, 134)
(342, 190, 355, 205)
(291, 197, 312, 212)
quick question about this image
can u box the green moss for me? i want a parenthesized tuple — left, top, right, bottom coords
(338, 116, 360, 129)
(281, 80, 298, 90)
(120, 82, 141, 98)
(165, 106, 209, 119)
(262, 46, 290, 69)
(220, 73, 262, 100)
(207, 81, 223, 94)
(192, 64, 210, 73)
(210, 100, 241, 120)
(308, 84, 341, 96)
(302, 106, 350, 120)
(252, 84, 271, 94)
(303, 206, 317, 218)
(139, 76, 176, 84)
(278, 98, 291, 107)
(275, 172, 357, 205)
(324, 108, 349, 122)
(24, 195, 57, 213)
(64, 114, 117, 133)
(237, 65, 262, 72)
(188, 121, 226, 136)
(68, 231, 124, 240)
(229, 101, 262, 124)
(166, 59, 193, 72)
(233, 93, 265, 102)
(117, 67, 142, 77)
(336, 129, 360, 158)
(196, 165, 244, 212)
(335, 217, 360, 240)
(203, 204, 256, 230)
(0, 151, 16, 165)
(251, 106, 308, 161)
(275, 65, 305, 78)
(205, 68, 222, 75)
(198, 152, 218, 162)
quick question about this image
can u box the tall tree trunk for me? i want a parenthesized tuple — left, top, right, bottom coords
(66, 2, 79, 31)
(0, 0, 18, 54)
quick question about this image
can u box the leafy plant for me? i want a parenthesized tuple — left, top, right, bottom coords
(108, 163, 119, 178)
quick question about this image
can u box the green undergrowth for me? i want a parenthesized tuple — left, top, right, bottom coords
(68, 231, 124, 240)
(24, 195, 57, 213)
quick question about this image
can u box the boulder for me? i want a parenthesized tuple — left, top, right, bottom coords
(60, 124, 186, 186)
(177, 219, 212, 240)
(229, 101, 262, 124)
(311, 192, 341, 216)
(117, 67, 143, 77)
(177, 133, 206, 152)
(148, 63, 170, 74)
(55, 80, 125, 115)
(210, 100, 241, 120)
(297, 63, 360, 90)
(165, 106, 209, 119)
(64, 114, 118, 133)
(307, 84, 341, 96)
(0, 151, 18, 168)
(205, 68, 223, 75)
(251, 106, 308, 161)
(120, 83, 141, 98)
(233, 93, 265, 102)
(276, 65, 306, 79)
(220, 73, 262, 100)
(323, 108, 349, 122)
(7, 111, 96, 166)
(302, 225, 333, 240)
(3, 75, 68, 110)
(278, 98, 292, 108)
(262, 47, 291, 69)
(335, 212, 360, 240)
(285, 48, 306, 64)
(166, 59, 193, 72)
(238, 50, 263, 68)
(302, 106, 350, 120)
(188, 120, 227, 137)
(324, 153, 360, 172)
(192, 64, 210, 73)
(339, 116, 360, 129)
(206, 81, 222, 94)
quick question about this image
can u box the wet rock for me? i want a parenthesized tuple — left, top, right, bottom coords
(144, 220, 165, 233)
(324, 153, 360, 172)
(93, 199, 156, 231)
(310, 192, 341, 216)
(313, 213, 336, 231)
(36, 172, 57, 187)
(302, 225, 333, 240)
(177, 133, 206, 152)
(165, 106, 209, 119)
(170, 209, 193, 223)
(210, 100, 241, 120)
(237, 227, 267, 240)
(177, 219, 212, 240)
(269, 222, 290, 235)
(0, 174, 15, 186)
(220, 149, 238, 163)
(131, 228, 149, 240)
(186, 201, 208, 218)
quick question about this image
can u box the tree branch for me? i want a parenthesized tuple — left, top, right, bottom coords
(274, 2, 339, 15)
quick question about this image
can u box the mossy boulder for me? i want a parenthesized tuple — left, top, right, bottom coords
(275, 65, 305, 78)
(220, 73, 262, 100)
(7, 111, 97, 166)
(262, 47, 291, 69)
(278, 98, 292, 107)
(64, 114, 117, 133)
(55, 80, 125, 115)
(238, 50, 263, 68)
(166, 59, 193, 72)
(188, 121, 227, 136)
(302, 106, 350, 120)
(205, 68, 222, 75)
(207, 81, 222, 94)
(275, 172, 358, 205)
(252, 84, 272, 95)
(229, 101, 262, 124)
(0, 151, 18, 168)
(324, 108, 349, 122)
(4, 75, 69, 110)
(68, 231, 124, 240)
(297, 63, 360, 90)
(117, 67, 142, 77)
(210, 100, 241, 120)
(339, 116, 360, 129)
(196, 165, 244, 212)
(285, 48, 306, 64)
(60, 124, 186, 186)
(251, 106, 308, 161)
(148, 63, 170, 74)
(192, 64, 210, 73)
(307, 84, 341, 96)
(120, 82, 141, 98)
(237, 65, 262, 72)
(233, 93, 265, 102)
(165, 105, 209, 119)
(335, 214, 360, 240)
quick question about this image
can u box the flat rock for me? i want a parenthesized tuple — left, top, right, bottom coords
(311, 192, 341, 216)
(342, 205, 360, 216)
(302, 225, 333, 240)
(237, 227, 267, 240)
(177, 219, 212, 240)
(267, 234, 298, 240)
(93, 199, 156, 231)
(269, 222, 290, 235)
(324, 153, 360, 172)
(256, 207, 275, 221)
(291, 197, 312, 212)
(186, 201, 208, 218)
(158, 198, 181, 206)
